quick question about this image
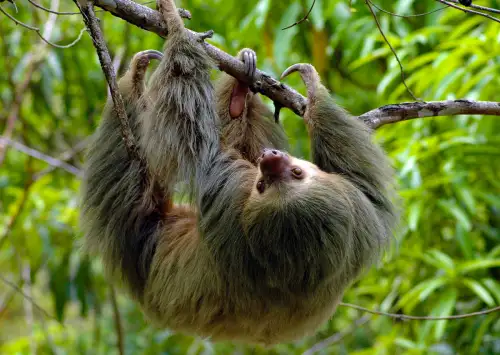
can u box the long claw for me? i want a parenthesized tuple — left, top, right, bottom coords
(136, 49, 164, 61)
(280, 63, 320, 98)
(239, 48, 257, 80)
(129, 50, 164, 87)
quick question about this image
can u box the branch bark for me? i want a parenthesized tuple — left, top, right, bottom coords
(359, 99, 500, 129)
(73, 0, 139, 158)
(92, 0, 500, 128)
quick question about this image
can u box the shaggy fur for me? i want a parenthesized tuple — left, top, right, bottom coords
(215, 48, 288, 164)
(81, 0, 398, 345)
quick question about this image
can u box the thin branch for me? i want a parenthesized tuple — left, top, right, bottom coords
(27, 0, 79, 15)
(0, 275, 56, 319)
(369, 1, 447, 18)
(110, 287, 125, 355)
(448, 0, 500, 15)
(21, 263, 36, 355)
(365, 0, 419, 101)
(436, 0, 500, 24)
(0, 5, 86, 48)
(359, 99, 500, 129)
(340, 302, 500, 320)
(33, 137, 89, 180)
(0, 55, 37, 166)
(73, 0, 139, 159)
(282, 0, 316, 30)
(303, 315, 371, 355)
(0, 137, 82, 176)
(0, 163, 34, 250)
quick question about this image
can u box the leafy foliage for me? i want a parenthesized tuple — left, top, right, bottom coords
(0, 0, 499, 354)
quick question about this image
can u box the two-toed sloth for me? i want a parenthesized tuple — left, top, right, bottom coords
(81, 0, 397, 345)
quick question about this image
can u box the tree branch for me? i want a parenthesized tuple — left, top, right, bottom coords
(91, 0, 500, 128)
(359, 99, 500, 129)
(92, 0, 308, 116)
(73, 0, 139, 159)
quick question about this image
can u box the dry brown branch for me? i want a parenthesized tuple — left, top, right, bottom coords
(72, 0, 139, 159)
(359, 99, 500, 129)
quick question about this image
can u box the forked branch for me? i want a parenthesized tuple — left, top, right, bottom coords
(90, 0, 500, 129)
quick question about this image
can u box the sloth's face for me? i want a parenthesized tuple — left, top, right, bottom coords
(252, 149, 321, 197)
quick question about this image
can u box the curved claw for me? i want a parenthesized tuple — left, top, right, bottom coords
(129, 50, 163, 86)
(280, 63, 320, 98)
(239, 48, 257, 79)
(135, 49, 164, 61)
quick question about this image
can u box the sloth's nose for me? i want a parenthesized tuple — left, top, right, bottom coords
(259, 149, 289, 178)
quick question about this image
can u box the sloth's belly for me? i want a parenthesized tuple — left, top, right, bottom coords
(147, 288, 341, 345)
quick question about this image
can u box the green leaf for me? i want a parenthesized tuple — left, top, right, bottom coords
(432, 289, 457, 340)
(462, 279, 495, 306)
(459, 259, 500, 274)
(407, 200, 423, 231)
(423, 250, 456, 272)
(482, 278, 500, 304)
(397, 277, 448, 311)
(437, 199, 472, 231)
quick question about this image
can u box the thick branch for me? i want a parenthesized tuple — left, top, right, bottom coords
(92, 0, 500, 128)
(360, 99, 500, 129)
(93, 0, 307, 116)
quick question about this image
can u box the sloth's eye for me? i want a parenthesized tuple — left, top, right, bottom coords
(256, 180, 265, 193)
(292, 167, 303, 178)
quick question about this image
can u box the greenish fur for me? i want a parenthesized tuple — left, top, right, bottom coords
(81, 0, 398, 345)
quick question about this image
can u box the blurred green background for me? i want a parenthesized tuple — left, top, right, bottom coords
(1, 0, 500, 354)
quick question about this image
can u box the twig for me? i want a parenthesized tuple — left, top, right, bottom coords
(448, 0, 500, 15)
(0, 137, 82, 176)
(0, 275, 56, 319)
(282, 0, 316, 30)
(369, 1, 448, 18)
(303, 315, 371, 355)
(365, 0, 419, 101)
(359, 99, 500, 129)
(0, 5, 86, 48)
(110, 287, 125, 355)
(436, 0, 500, 24)
(340, 302, 500, 320)
(27, 0, 79, 15)
(0, 166, 34, 250)
(21, 263, 36, 355)
(73, 0, 139, 159)
(33, 137, 89, 180)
